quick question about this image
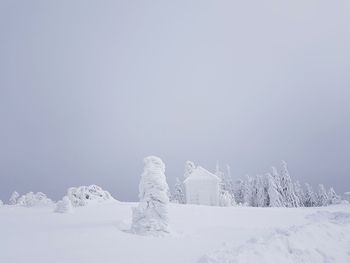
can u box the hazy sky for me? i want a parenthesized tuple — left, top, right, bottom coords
(1, 1, 350, 201)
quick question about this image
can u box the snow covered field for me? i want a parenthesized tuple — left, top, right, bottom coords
(1, 202, 349, 263)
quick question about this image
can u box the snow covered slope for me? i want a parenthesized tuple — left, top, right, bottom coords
(0, 202, 349, 263)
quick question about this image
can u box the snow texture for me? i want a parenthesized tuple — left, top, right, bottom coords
(200, 210, 350, 263)
(131, 156, 170, 236)
(67, 185, 114, 207)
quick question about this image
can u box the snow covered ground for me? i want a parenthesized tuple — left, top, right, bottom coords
(1, 202, 349, 263)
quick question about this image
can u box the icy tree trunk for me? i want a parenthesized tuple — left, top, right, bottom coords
(131, 156, 170, 236)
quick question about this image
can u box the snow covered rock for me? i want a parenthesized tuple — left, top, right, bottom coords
(67, 185, 114, 207)
(17, 192, 53, 207)
(131, 156, 170, 236)
(54, 196, 73, 213)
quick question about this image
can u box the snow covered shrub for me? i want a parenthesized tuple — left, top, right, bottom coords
(67, 185, 113, 207)
(54, 196, 73, 213)
(9, 191, 20, 205)
(17, 192, 53, 207)
(131, 156, 170, 236)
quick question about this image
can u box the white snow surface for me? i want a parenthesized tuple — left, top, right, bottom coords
(0, 202, 349, 263)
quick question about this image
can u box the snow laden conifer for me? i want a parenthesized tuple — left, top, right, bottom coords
(304, 183, 317, 207)
(327, 187, 341, 205)
(233, 179, 245, 205)
(131, 156, 170, 236)
(9, 191, 20, 205)
(267, 173, 284, 207)
(172, 177, 185, 204)
(255, 175, 268, 207)
(316, 184, 328, 206)
(216, 163, 235, 206)
(279, 161, 300, 207)
(293, 181, 305, 207)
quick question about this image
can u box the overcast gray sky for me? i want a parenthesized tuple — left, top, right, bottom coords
(1, 1, 349, 201)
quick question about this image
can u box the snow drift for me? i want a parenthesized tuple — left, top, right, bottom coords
(199, 210, 350, 263)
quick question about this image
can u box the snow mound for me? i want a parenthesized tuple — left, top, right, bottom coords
(199, 211, 350, 263)
(17, 192, 53, 207)
(54, 196, 73, 213)
(67, 185, 115, 207)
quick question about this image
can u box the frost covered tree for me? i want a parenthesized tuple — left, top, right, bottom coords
(242, 175, 254, 206)
(293, 181, 305, 207)
(54, 196, 73, 213)
(184, 161, 196, 179)
(219, 190, 235, 206)
(131, 156, 170, 236)
(9, 191, 20, 205)
(316, 184, 328, 206)
(17, 192, 53, 207)
(172, 177, 185, 204)
(255, 175, 268, 207)
(279, 161, 300, 207)
(233, 179, 245, 205)
(304, 183, 317, 207)
(267, 173, 284, 207)
(327, 187, 341, 205)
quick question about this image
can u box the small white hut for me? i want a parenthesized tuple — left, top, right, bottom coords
(184, 166, 221, 206)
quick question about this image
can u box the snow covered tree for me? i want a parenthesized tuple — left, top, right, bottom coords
(219, 190, 235, 206)
(267, 173, 284, 207)
(327, 187, 341, 205)
(67, 185, 113, 207)
(9, 191, 19, 205)
(0, 200, 3, 206)
(54, 196, 73, 213)
(279, 161, 300, 207)
(293, 181, 305, 207)
(242, 175, 254, 206)
(184, 161, 196, 179)
(233, 179, 245, 205)
(304, 183, 317, 207)
(216, 162, 235, 206)
(17, 192, 53, 207)
(255, 175, 268, 207)
(171, 177, 185, 204)
(131, 156, 170, 236)
(316, 184, 328, 206)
